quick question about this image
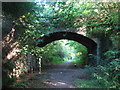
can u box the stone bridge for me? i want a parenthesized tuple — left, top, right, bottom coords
(36, 31, 100, 66)
(27, 30, 101, 73)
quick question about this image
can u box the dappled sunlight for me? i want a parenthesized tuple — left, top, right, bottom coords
(7, 47, 20, 60)
(41, 39, 88, 66)
(2, 27, 29, 78)
(43, 80, 76, 88)
(2, 28, 20, 63)
(2, 1, 120, 89)
(8, 58, 28, 78)
(3, 28, 15, 47)
(44, 81, 66, 86)
(76, 27, 87, 36)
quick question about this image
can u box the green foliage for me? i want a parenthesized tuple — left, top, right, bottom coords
(104, 50, 119, 59)
(13, 81, 27, 88)
(72, 57, 85, 65)
(3, 61, 16, 72)
(74, 79, 103, 88)
(39, 39, 88, 66)
(2, 2, 120, 88)
(2, 61, 16, 88)
(2, 70, 10, 88)
(52, 2, 78, 28)
(2, 2, 36, 18)
(93, 50, 120, 89)
(13, 2, 119, 67)
(110, 33, 120, 49)
(41, 40, 67, 65)
(65, 40, 88, 65)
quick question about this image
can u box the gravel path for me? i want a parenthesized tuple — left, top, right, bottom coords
(27, 62, 92, 88)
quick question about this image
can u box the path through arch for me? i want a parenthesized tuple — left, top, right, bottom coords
(36, 31, 97, 66)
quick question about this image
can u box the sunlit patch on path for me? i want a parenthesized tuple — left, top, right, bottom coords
(43, 80, 77, 88)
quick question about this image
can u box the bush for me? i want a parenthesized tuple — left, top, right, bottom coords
(93, 50, 120, 89)
(2, 61, 16, 88)
(13, 81, 27, 88)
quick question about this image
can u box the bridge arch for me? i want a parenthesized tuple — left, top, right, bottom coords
(36, 31, 97, 66)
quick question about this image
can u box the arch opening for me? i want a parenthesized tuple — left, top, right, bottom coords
(36, 31, 97, 66)
(40, 39, 88, 67)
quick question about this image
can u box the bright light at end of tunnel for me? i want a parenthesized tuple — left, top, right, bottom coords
(67, 60, 72, 62)
(60, 40, 75, 59)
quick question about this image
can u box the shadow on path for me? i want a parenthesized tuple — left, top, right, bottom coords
(27, 62, 92, 88)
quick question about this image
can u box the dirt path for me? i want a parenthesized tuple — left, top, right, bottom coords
(27, 62, 92, 88)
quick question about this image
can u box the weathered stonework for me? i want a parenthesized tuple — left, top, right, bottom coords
(36, 31, 97, 66)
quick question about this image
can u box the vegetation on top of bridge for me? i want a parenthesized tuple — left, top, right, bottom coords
(2, 0, 120, 89)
